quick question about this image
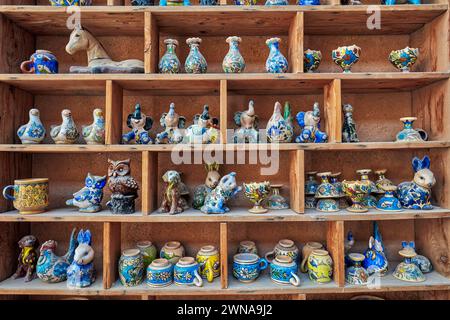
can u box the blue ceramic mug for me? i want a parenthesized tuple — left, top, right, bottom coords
(146, 258, 173, 287)
(20, 50, 58, 74)
(233, 253, 268, 283)
(269, 256, 300, 286)
(174, 257, 203, 287)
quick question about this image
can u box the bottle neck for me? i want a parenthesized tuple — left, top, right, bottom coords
(166, 44, 176, 54)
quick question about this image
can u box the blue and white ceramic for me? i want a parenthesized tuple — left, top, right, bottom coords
(50, 109, 80, 144)
(395, 117, 427, 142)
(331, 172, 349, 209)
(265, 0, 288, 4)
(383, 0, 420, 5)
(49, 0, 92, 5)
(67, 229, 96, 288)
(376, 185, 403, 212)
(393, 241, 425, 282)
(295, 102, 328, 143)
(332, 45, 361, 73)
(20, 50, 58, 74)
(265, 38, 288, 74)
(66, 173, 107, 213)
(397, 156, 435, 210)
(233, 253, 268, 283)
(305, 171, 319, 195)
(233, 100, 259, 143)
(119, 249, 144, 287)
(304, 49, 322, 73)
(265, 239, 299, 263)
(185, 37, 207, 74)
(299, 0, 320, 4)
(131, 0, 154, 4)
(269, 256, 300, 286)
(346, 253, 369, 285)
(223, 36, 245, 73)
(316, 199, 339, 212)
(201, 172, 242, 214)
(146, 258, 174, 287)
(17, 109, 46, 144)
(266, 184, 289, 210)
(159, 39, 181, 74)
(356, 169, 378, 208)
(315, 172, 340, 212)
(411, 254, 433, 274)
(160, 0, 190, 5)
(123, 104, 154, 145)
(82, 108, 105, 145)
(363, 222, 388, 276)
(174, 257, 203, 287)
(266, 101, 294, 143)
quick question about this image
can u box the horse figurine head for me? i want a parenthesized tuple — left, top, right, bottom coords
(74, 229, 94, 265)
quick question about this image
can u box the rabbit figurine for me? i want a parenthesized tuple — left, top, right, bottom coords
(397, 155, 436, 210)
(67, 229, 96, 288)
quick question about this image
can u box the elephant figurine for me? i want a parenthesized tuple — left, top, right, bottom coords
(155, 103, 186, 144)
(295, 102, 327, 143)
(122, 103, 153, 145)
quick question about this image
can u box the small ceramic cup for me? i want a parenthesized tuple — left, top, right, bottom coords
(160, 241, 185, 264)
(136, 241, 157, 270)
(20, 50, 58, 74)
(196, 245, 220, 282)
(174, 257, 203, 287)
(233, 253, 268, 283)
(269, 255, 300, 287)
(237, 240, 258, 255)
(3, 178, 49, 214)
(300, 242, 324, 273)
(265, 239, 299, 263)
(146, 258, 174, 287)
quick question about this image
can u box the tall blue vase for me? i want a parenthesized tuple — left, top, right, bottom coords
(265, 38, 288, 74)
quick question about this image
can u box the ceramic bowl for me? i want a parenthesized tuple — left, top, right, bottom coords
(389, 47, 419, 72)
(304, 49, 322, 73)
(332, 45, 361, 73)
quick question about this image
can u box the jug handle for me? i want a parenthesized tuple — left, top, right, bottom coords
(205, 259, 214, 283)
(20, 60, 34, 74)
(193, 269, 203, 287)
(300, 257, 308, 273)
(417, 129, 428, 141)
(2, 185, 15, 201)
(264, 250, 275, 263)
(289, 272, 301, 287)
(259, 258, 268, 271)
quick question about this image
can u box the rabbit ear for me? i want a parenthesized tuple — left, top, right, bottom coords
(412, 157, 422, 172)
(77, 230, 85, 244)
(421, 155, 431, 169)
(401, 240, 407, 248)
(84, 229, 92, 245)
(409, 241, 415, 249)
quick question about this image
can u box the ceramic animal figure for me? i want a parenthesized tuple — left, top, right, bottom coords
(185, 105, 220, 144)
(82, 108, 105, 145)
(295, 102, 328, 143)
(397, 156, 435, 210)
(233, 100, 259, 143)
(37, 228, 77, 283)
(49, 0, 92, 5)
(67, 229, 95, 288)
(383, 0, 420, 5)
(50, 109, 80, 144)
(66, 173, 107, 213)
(363, 222, 388, 276)
(66, 26, 144, 73)
(12, 235, 38, 282)
(17, 109, 46, 144)
(266, 101, 293, 143)
(160, 0, 191, 5)
(201, 172, 242, 214)
(193, 163, 221, 210)
(159, 170, 185, 214)
(342, 104, 359, 143)
(122, 104, 154, 144)
(156, 103, 186, 144)
(107, 159, 139, 214)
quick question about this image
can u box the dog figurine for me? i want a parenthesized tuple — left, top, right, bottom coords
(159, 170, 185, 214)
(12, 235, 38, 282)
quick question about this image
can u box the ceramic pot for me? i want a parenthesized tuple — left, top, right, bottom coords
(307, 249, 333, 283)
(389, 47, 419, 72)
(49, 0, 92, 5)
(234, 0, 257, 4)
(159, 39, 181, 74)
(131, 0, 154, 4)
(315, 172, 340, 212)
(304, 49, 322, 73)
(345, 253, 369, 285)
(393, 248, 425, 282)
(223, 36, 245, 73)
(160, 241, 185, 264)
(376, 185, 403, 212)
(174, 257, 203, 287)
(196, 245, 220, 282)
(332, 45, 361, 73)
(233, 253, 268, 283)
(137, 241, 157, 269)
(269, 256, 300, 286)
(119, 249, 144, 287)
(395, 117, 427, 142)
(342, 180, 371, 213)
(20, 50, 58, 74)
(3, 178, 49, 214)
(300, 242, 324, 273)
(146, 258, 174, 287)
(17, 109, 46, 144)
(237, 240, 258, 255)
(356, 169, 378, 208)
(266, 184, 289, 210)
(265, 38, 288, 73)
(185, 37, 207, 74)
(243, 181, 271, 214)
(266, 101, 294, 143)
(265, 239, 299, 263)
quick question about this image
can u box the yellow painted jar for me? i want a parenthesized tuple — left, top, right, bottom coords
(2, 178, 49, 214)
(300, 241, 324, 273)
(307, 249, 333, 283)
(196, 245, 220, 282)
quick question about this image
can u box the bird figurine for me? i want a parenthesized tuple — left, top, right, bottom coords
(36, 228, 78, 283)
(82, 108, 105, 145)
(17, 108, 46, 144)
(50, 109, 80, 144)
(66, 173, 107, 213)
(106, 159, 139, 214)
(233, 100, 259, 143)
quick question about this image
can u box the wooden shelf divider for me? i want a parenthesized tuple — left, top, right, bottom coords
(220, 79, 228, 144)
(103, 222, 121, 290)
(324, 79, 342, 143)
(326, 221, 345, 287)
(289, 150, 304, 213)
(288, 12, 304, 74)
(142, 151, 158, 215)
(220, 222, 228, 289)
(105, 80, 124, 145)
(144, 11, 159, 74)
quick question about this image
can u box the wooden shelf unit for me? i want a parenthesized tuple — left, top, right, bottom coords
(0, 4, 449, 300)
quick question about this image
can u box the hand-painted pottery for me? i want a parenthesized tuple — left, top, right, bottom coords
(397, 156, 435, 210)
(237, 240, 258, 255)
(303, 49, 322, 73)
(201, 172, 241, 214)
(243, 181, 271, 214)
(200, 0, 219, 4)
(234, 0, 257, 4)
(265, 38, 288, 74)
(299, 0, 320, 4)
(3, 178, 49, 214)
(305, 171, 319, 196)
(122, 104, 154, 145)
(233, 100, 259, 143)
(389, 47, 419, 72)
(411, 254, 433, 274)
(17, 109, 46, 144)
(307, 249, 333, 283)
(196, 245, 220, 282)
(356, 169, 378, 208)
(395, 117, 428, 142)
(49, 0, 92, 5)
(315, 172, 340, 212)
(146, 258, 174, 287)
(344, 231, 355, 267)
(300, 242, 324, 273)
(265, 0, 288, 4)
(160, 241, 185, 264)
(342, 103, 359, 143)
(159, 39, 181, 74)
(376, 185, 403, 212)
(137, 241, 157, 270)
(332, 45, 361, 73)
(119, 249, 144, 287)
(383, 0, 421, 4)
(160, 0, 191, 5)
(131, 0, 154, 4)
(295, 102, 328, 143)
(20, 50, 58, 74)
(193, 163, 220, 210)
(393, 242, 425, 282)
(67, 229, 96, 288)
(269, 256, 300, 286)
(363, 236, 388, 276)
(82, 108, 105, 145)
(265, 239, 299, 263)
(233, 253, 268, 283)
(316, 198, 339, 212)
(342, 180, 371, 213)
(330, 172, 348, 209)
(185, 105, 220, 144)
(155, 103, 186, 144)
(12, 235, 38, 282)
(185, 37, 207, 74)
(223, 36, 245, 73)
(266, 101, 294, 143)
(305, 196, 316, 209)
(50, 109, 80, 144)
(174, 257, 203, 287)
(66, 173, 106, 213)
(345, 253, 369, 285)
(374, 169, 394, 192)
(266, 184, 289, 210)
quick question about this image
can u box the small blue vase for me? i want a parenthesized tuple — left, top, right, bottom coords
(159, 39, 181, 74)
(265, 38, 288, 73)
(185, 37, 207, 74)
(299, 0, 320, 4)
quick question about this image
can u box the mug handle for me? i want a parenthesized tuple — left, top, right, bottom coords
(300, 257, 308, 273)
(2, 185, 16, 201)
(264, 250, 275, 263)
(193, 270, 203, 287)
(205, 259, 214, 283)
(289, 272, 301, 287)
(20, 60, 34, 74)
(259, 258, 268, 271)
(417, 129, 428, 141)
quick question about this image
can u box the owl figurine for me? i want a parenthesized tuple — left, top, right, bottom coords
(66, 173, 107, 213)
(106, 159, 139, 214)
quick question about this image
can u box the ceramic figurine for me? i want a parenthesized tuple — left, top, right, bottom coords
(37, 228, 77, 283)
(3, 178, 49, 214)
(303, 49, 322, 73)
(266, 101, 294, 143)
(185, 38, 207, 74)
(137, 241, 157, 270)
(178, 178, 191, 211)
(266, 184, 289, 210)
(363, 222, 388, 276)
(265, 38, 288, 73)
(50, 109, 80, 144)
(174, 257, 203, 287)
(376, 185, 403, 212)
(233, 100, 259, 143)
(159, 170, 185, 215)
(146, 258, 173, 287)
(160, 241, 185, 264)
(122, 104, 154, 145)
(265, 0, 288, 4)
(397, 241, 432, 274)
(332, 45, 361, 73)
(342, 180, 371, 212)
(265, 239, 299, 263)
(269, 256, 300, 286)
(119, 249, 144, 287)
(307, 249, 333, 283)
(17, 109, 46, 144)
(395, 117, 427, 142)
(160, 0, 191, 5)
(243, 181, 271, 214)
(295, 102, 328, 143)
(345, 253, 369, 285)
(200, 0, 219, 4)
(356, 169, 378, 208)
(341, 0, 362, 4)
(12, 235, 38, 282)
(107, 159, 139, 214)
(196, 245, 220, 282)
(193, 162, 221, 210)
(389, 47, 419, 72)
(331, 172, 349, 209)
(393, 241, 425, 282)
(49, 0, 92, 5)
(156, 103, 186, 144)
(66, 26, 144, 73)
(66, 173, 107, 213)
(344, 231, 355, 267)
(20, 50, 58, 74)
(237, 240, 258, 255)
(159, 39, 181, 74)
(299, 0, 320, 4)
(185, 105, 220, 144)
(233, 253, 268, 283)
(374, 169, 394, 192)
(234, 0, 257, 4)
(67, 229, 95, 288)
(315, 172, 340, 212)
(397, 156, 435, 210)
(342, 104, 359, 143)
(82, 108, 105, 145)
(305, 171, 319, 209)
(223, 36, 245, 73)
(131, 0, 154, 4)
(201, 172, 242, 214)
(300, 242, 324, 273)
(383, 0, 421, 4)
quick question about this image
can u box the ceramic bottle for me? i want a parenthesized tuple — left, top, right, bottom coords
(185, 37, 207, 74)
(82, 108, 105, 145)
(265, 37, 288, 73)
(17, 108, 46, 144)
(223, 36, 245, 73)
(119, 249, 144, 287)
(159, 39, 181, 74)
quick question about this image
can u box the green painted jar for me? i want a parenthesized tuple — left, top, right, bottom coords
(137, 241, 157, 269)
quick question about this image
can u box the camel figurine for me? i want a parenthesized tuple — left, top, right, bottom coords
(65, 26, 144, 73)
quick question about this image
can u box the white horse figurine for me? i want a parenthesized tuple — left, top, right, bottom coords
(65, 26, 144, 73)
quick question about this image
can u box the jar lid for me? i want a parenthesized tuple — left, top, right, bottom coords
(122, 248, 140, 257)
(137, 241, 153, 249)
(177, 257, 196, 266)
(165, 241, 181, 249)
(151, 258, 170, 268)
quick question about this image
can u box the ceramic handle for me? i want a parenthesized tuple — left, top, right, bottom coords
(193, 270, 203, 287)
(20, 60, 34, 74)
(259, 258, 268, 271)
(264, 251, 275, 263)
(300, 257, 308, 273)
(289, 272, 301, 287)
(417, 129, 428, 141)
(205, 259, 214, 283)
(2, 185, 16, 201)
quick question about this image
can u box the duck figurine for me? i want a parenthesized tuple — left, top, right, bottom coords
(17, 108, 46, 144)
(233, 100, 259, 143)
(36, 228, 78, 283)
(50, 109, 80, 144)
(66, 173, 107, 213)
(82, 108, 105, 145)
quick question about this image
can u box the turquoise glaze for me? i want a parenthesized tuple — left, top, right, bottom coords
(174, 257, 203, 287)
(233, 253, 268, 283)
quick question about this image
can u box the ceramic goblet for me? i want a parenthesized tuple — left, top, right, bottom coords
(243, 181, 271, 214)
(303, 49, 322, 73)
(389, 47, 419, 72)
(342, 180, 371, 213)
(332, 44, 361, 73)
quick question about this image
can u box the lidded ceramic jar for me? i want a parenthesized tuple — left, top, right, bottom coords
(265, 239, 299, 263)
(119, 249, 144, 287)
(345, 253, 369, 285)
(174, 257, 203, 287)
(159, 39, 181, 74)
(307, 249, 333, 283)
(146, 258, 174, 287)
(237, 240, 258, 255)
(136, 241, 157, 269)
(196, 245, 220, 282)
(269, 255, 300, 287)
(160, 241, 185, 264)
(223, 36, 245, 73)
(300, 241, 324, 273)
(185, 37, 207, 74)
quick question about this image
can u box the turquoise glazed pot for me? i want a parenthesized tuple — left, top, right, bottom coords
(269, 256, 300, 286)
(233, 253, 268, 283)
(174, 257, 203, 287)
(119, 249, 144, 287)
(345, 253, 369, 285)
(20, 50, 58, 74)
(223, 36, 245, 73)
(146, 258, 174, 287)
(185, 37, 207, 74)
(376, 185, 403, 212)
(159, 39, 181, 74)
(265, 38, 288, 74)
